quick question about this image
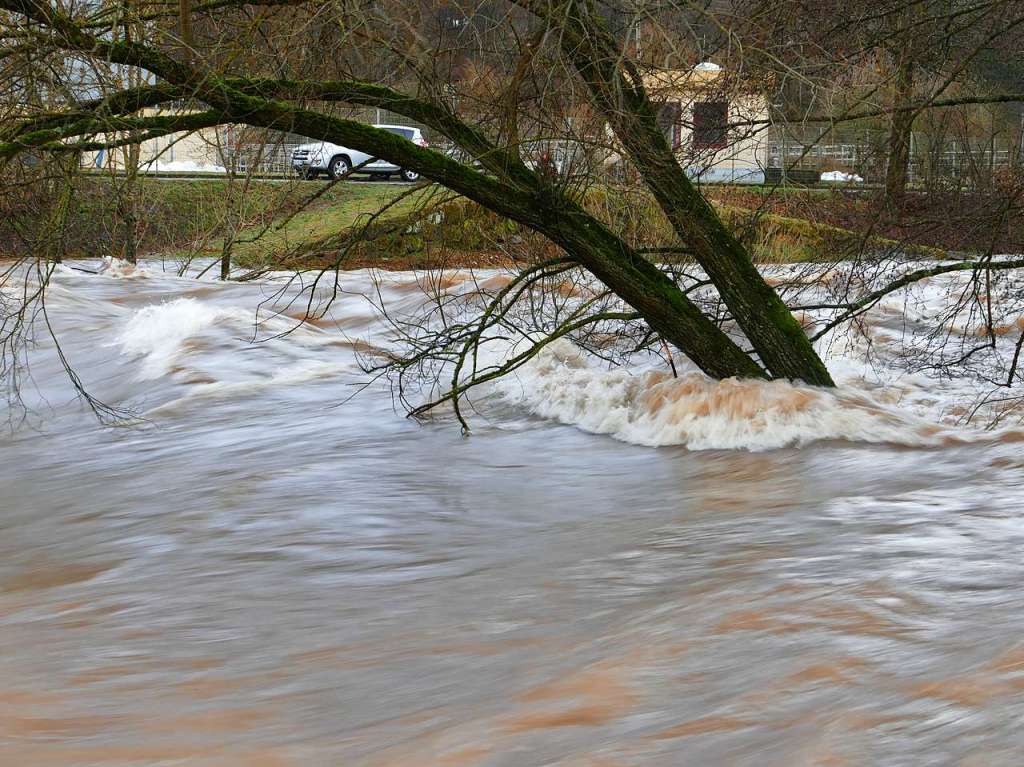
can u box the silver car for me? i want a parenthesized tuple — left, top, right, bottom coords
(291, 124, 427, 182)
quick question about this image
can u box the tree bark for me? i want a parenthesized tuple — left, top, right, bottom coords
(594, 106, 833, 385)
(885, 46, 916, 209)
(46, 161, 75, 264)
(510, 0, 834, 386)
(545, 202, 768, 380)
(178, 0, 192, 61)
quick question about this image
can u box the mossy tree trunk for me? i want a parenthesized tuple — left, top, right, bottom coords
(0, 0, 836, 386)
(509, 0, 833, 386)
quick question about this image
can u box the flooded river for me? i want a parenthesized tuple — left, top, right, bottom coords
(2, 260, 1024, 765)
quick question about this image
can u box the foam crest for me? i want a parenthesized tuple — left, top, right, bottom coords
(492, 340, 959, 451)
(145, 360, 349, 415)
(117, 298, 234, 379)
(98, 256, 150, 279)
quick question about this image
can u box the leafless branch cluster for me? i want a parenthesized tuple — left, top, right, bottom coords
(1, 0, 1024, 427)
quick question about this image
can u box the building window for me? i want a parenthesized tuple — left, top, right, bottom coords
(693, 101, 729, 150)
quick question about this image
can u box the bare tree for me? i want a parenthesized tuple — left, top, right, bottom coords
(0, 0, 837, 384)
(2, 0, 1024, 427)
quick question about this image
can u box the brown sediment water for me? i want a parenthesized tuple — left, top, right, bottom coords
(3, 260, 1024, 765)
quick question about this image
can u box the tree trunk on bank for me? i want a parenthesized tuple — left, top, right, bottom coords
(885, 48, 916, 209)
(600, 109, 834, 385)
(118, 183, 138, 264)
(219, 239, 232, 280)
(219, 176, 233, 281)
(46, 155, 77, 264)
(547, 202, 768, 380)
(119, 17, 141, 264)
(118, 191, 138, 264)
(178, 0, 192, 62)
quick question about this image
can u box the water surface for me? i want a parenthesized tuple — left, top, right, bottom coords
(2, 261, 1023, 766)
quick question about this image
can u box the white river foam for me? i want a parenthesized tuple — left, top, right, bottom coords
(49, 259, 1024, 451)
(116, 297, 243, 379)
(489, 339, 971, 451)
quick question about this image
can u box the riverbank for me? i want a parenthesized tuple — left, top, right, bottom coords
(8, 177, 1016, 270)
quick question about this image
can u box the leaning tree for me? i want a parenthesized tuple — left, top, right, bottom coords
(0, 0, 835, 385)
(3, 0, 1024, 424)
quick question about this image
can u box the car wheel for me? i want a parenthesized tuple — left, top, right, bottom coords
(328, 155, 351, 180)
(399, 168, 420, 183)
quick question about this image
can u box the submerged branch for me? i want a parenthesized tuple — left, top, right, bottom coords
(409, 309, 641, 431)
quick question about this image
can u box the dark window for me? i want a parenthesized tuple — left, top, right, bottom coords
(693, 101, 728, 150)
(382, 127, 414, 139)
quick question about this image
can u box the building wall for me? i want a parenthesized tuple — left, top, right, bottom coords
(83, 130, 225, 171)
(645, 67, 769, 184)
(139, 128, 223, 167)
(677, 93, 768, 184)
(83, 109, 226, 172)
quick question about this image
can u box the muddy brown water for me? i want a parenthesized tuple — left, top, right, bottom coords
(2, 262, 1024, 766)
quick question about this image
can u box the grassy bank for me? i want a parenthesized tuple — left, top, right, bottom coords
(0, 175, 415, 262)
(4, 176, 969, 270)
(225, 184, 443, 269)
(264, 184, 946, 270)
(3, 177, 278, 257)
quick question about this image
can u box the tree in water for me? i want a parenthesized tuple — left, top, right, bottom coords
(0, 0, 835, 384)
(2, 0, 1024, 426)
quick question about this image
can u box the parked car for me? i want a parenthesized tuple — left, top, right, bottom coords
(291, 125, 428, 181)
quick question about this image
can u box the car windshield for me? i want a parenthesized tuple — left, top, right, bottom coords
(381, 126, 415, 139)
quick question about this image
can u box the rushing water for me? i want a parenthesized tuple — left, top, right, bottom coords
(3, 260, 1024, 766)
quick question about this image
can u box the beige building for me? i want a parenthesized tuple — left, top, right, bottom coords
(84, 108, 229, 173)
(643, 63, 769, 184)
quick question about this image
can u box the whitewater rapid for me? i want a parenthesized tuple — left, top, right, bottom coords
(7, 256, 1024, 767)
(488, 341, 967, 450)
(25, 256, 1024, 450)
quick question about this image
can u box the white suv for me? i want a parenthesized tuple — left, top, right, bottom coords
(291, 125, 428, 182)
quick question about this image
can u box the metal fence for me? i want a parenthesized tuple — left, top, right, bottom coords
(765, 125, 886, 179)
(909, 147, 1014, 187)
(767, 141, 884, 169)
(221, 141, 301, 175)
(766, 123, 1020, 187)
